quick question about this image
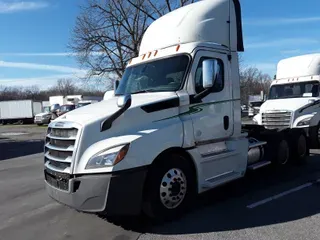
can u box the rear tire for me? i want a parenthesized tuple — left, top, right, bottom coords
(309, 122, 320, 149)
(290, 133, 309, 164)
(142, 153, 196, 221)
(273, 138, 290, 167)
(37, 123, 43, 126)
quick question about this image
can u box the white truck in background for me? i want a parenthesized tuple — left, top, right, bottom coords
(0, 100, 42, 125)
(42, 101, 50, 110)
(248, 94, 264, 117)
(75, 96, 103, 108)
(35, 97, 66, 125)
(49, 96, 66, 106)
(254, 53, 320, 148)
(44, 0, 311, 221)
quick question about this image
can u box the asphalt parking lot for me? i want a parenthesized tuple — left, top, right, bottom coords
(1, 124, 320, 240)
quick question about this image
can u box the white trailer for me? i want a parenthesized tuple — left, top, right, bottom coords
(49, 96, 66, 106)
(67, 95, 103, 105)
(44, 0, 309, 221)
(0, 100, 42, 124)
(254, 53, 320, 148)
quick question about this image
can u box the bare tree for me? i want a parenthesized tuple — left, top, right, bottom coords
(70, 0, 149, 81)
(240, 67, 272, 104)
(70, 0, 197, 84)
(48, 79, 77, 96)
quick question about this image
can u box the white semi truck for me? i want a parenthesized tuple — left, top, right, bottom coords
(254, 54, 320, 148)
(44, 0, 310, 220)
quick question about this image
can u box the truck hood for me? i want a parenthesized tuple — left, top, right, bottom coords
(35, 112, 51, 117)
(260, 98, 318, 112)
(55, 92, 178, 125)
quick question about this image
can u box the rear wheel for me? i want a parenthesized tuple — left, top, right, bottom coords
(274, 138, 290, 166)
(290, 133, 309, 164)
(309, 122, 320, 149)
(142, 153, 196, 221)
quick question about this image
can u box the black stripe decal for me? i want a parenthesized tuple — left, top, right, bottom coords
(101, 98, 132, 132)
(141, 98, 180, 113)
(299, 100, 320, 113)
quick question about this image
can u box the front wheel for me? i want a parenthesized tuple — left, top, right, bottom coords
(142, 153, 196, 221)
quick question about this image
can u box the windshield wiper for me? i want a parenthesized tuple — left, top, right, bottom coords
(131, 89, 157, 94)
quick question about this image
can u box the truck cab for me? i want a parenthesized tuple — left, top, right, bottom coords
(44, 0, 308, 220)
(254, 54, 320, 148)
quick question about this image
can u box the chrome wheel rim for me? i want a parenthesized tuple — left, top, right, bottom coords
(160, 168, 187, 209)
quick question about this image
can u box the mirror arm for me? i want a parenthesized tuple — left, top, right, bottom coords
(193, 88, 212, 102)
(100, 98, 132, 132)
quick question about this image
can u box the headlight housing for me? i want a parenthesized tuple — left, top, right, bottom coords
(297, 117, 312, 126)
(86, 144, 130, 169)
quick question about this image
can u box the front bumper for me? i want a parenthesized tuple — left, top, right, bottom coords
(45, 167, 147, 216)
(34, 118, 50, 124)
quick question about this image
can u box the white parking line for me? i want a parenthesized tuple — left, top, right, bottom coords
(247, 182, 315, 209)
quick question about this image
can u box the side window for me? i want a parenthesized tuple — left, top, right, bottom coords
(195, 57, 224, 93)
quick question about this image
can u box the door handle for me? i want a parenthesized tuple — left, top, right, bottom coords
(224, 116, 229, 130)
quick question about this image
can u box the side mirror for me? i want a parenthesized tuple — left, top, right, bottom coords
(114, 80, 120, 90)
(117, 94, 131, 108)
(202, 59, 220, 89)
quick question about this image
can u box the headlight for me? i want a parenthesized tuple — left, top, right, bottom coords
(297, 117, 312, 126)
(86, 144, 130, 169)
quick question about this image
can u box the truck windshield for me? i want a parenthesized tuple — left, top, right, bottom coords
(43, 107, 50, 112)
(269, 81, 319, 99)
(76, 102, 91, 108)
(60, 105, 75, 111)
(250, 101, 263, 107)
(115, 55, 190, 95)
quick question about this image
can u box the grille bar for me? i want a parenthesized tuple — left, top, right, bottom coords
(45, 152, 72, 163)
(262, 111, 292, 129)
(45, 125, 80, 173)
(45, 143, 74, 152)
(47, 133, 77, 140)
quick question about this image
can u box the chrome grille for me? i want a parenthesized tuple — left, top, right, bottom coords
(44, 126, 79, 174)
(262, 111, 292, 129)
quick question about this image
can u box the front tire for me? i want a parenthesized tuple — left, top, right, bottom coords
(142, 153, 196, 221)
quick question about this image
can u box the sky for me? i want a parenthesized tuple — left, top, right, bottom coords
(0, 0, 319, 89)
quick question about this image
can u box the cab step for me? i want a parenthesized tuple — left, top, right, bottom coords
(247, 161, 271, 170)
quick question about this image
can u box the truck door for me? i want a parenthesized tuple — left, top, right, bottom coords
(187, 50, 240, 185)
(190, 51, 233, 142)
